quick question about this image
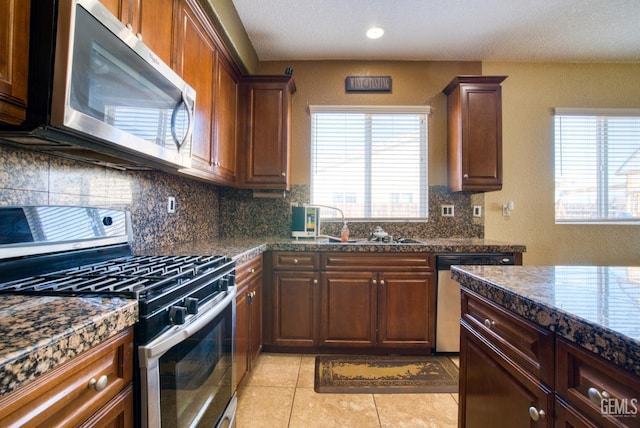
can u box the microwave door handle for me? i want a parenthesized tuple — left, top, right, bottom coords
(171, 91, 194, 152)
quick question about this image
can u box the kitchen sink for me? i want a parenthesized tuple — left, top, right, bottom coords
(318, 236, 424, 244)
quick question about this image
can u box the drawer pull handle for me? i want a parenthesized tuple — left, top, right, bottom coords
(528, 406, 545, 421)
(587, 387, 610, 405)
(88, 375, 108, 392)
(483, 319, 496, 329)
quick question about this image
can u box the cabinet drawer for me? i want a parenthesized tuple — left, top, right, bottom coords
(556, 338, 640, 428)
(0, 327, 134, 427)
(236, 254, 263, 290)
(461, 288, 554, 386)
(322, 252, 434, 271)
(272, 252, 319, 270)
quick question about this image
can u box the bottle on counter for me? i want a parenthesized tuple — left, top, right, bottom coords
(341, 222, 350, 242)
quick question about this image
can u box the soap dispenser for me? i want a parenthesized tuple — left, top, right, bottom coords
(340, 222, 350, 242)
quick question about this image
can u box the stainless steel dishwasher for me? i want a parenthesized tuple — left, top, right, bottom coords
(435, 253, 516, 353)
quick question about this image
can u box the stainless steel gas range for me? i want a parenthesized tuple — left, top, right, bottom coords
(0, 206, 237, 427)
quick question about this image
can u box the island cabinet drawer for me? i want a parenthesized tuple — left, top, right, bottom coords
(0, 327, 134, 427)
(556, 337, 640, 428)
(322, 252, 435, 271)
(272, 252, 319, 270)
(461, 288, 554, 386)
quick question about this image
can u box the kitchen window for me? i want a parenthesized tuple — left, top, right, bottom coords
(554, 108, 640, 223)
(310, 105, 430, 220)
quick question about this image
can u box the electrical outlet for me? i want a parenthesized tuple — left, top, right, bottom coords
(167, 196, 176, 214)
(473, 205, 482, 217)
(441, 205, 454, 217)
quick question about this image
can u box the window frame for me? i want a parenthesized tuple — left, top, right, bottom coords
(309, 105, 431, 221)
(554, 107, 640, 225)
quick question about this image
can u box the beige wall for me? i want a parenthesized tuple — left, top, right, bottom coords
(259, 61, 481, 185)
(482, 62, 640, 266)
(261, 60, 640, 266)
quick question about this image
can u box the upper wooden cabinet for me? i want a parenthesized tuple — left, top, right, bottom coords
(213, 57, 239, 184)
(240, 76, 296, 190)
(0, 0, 30, 125)
(443, 76, 507, 192)
(173, 0, 239, 186)
(101, 0, 175, 66)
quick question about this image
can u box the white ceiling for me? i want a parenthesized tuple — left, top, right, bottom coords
(231, 0, 640, 62)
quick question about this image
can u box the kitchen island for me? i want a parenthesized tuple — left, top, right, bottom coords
(452, 265, 640, 427)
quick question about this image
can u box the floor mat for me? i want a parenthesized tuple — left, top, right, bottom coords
(314, 355, 459, 394)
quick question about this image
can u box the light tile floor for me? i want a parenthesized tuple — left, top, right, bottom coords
(236, 353, 459, 428)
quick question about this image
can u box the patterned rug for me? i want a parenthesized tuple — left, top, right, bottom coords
(314, 355, 459, 394)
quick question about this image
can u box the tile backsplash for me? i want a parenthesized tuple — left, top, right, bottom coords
(219, 184, 484, 239)
(0, 145, 220, 252)
(1, 145, 484, 251)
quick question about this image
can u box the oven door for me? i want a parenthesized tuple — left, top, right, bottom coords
(139, 288, 236, 428)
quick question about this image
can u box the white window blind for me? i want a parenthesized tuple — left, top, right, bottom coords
(554, 108, 640, 223)
(310, 105, 430, 220)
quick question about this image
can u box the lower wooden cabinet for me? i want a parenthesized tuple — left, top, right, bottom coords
(320, 271, 434, 350)
(556, 337, 640, 428)
(459, 321, 553, 427)
(0, 327, 134, 427)
(459, 287, 640, 428)
(265, 251, 435, 353)
(234, 254, 263, 389)
(271, 269, 320, 347)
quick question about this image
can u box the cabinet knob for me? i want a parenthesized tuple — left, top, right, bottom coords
(137, 33, 142, 41)
(126, 23, 133, 32)
(313, 279, 318, 285)
(587, 387, 611, 405)
(248, 268, 255, 274)
(372, 279, 377, 285)
(281, 172, 286, 177)
(483, 319, 496, 329)
(380, 279, 385, 285)
(293, 258, 299, 264)
(528, 406, 546, 422)
(463, 173, 469, 179)
(88, 375, 109, 392)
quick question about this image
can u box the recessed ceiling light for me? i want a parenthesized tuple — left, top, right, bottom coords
(366, 27, 384, 40)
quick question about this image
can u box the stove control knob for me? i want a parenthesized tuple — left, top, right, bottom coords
(169, 306, 187, 325)
(219, 278, 229, 291)
(185, 297, 199, 315)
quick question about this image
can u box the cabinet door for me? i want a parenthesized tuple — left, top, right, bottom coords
(213, 56, 238, 183)
(377, 272, 434, 350)
(459, 322, 553, 428)
(0, 0, 30, 125)
(101, 0, 174, 66)
(459, 83, 502, 190)
(272, 271, 319, 346)
(320, 271, 377, 347)
(248, 277, 263, 364)
(175, 0, 216, 173)
(234, 284, 249, 389)
(242, 77, 294, 189)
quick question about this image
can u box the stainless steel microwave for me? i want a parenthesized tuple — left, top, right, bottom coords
(0, 0, 195, 171)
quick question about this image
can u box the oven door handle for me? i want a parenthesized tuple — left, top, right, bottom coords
(139, 287, 236, 365)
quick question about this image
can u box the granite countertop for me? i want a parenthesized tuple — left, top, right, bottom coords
(145, 237, 526, 262)
(451, 265, 640, 376)
(0, 295, 138, 397)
